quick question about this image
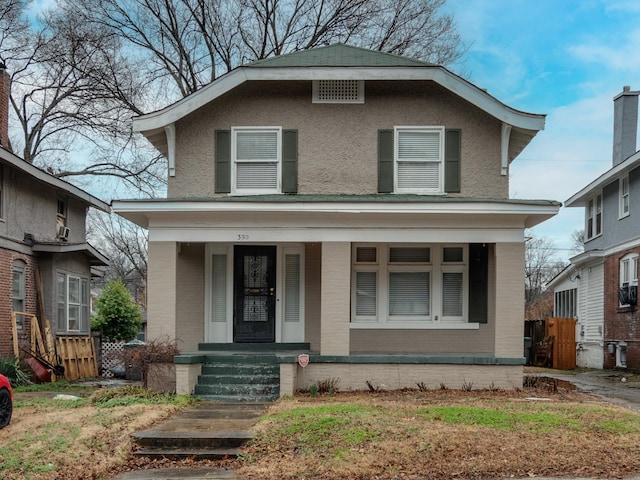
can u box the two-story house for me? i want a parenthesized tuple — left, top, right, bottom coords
(113, 44, 560, 398)
(0, 66, 110, 359)
(551, 86, 640, 371)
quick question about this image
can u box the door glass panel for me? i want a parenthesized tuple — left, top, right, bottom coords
(243, 254, 269, 322)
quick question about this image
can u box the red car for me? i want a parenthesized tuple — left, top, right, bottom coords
(0, 373, 13, 428)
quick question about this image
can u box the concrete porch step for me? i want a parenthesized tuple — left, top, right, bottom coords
(131, 402, 267, 460)
(197, 393, 279, 403)
(194, 383, 279, 397)
(198, 373, 280, 385)
(201, 364, 279, 376)
(133, 446, 242, 460)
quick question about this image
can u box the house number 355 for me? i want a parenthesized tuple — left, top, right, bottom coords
(237, 234, 250, 240)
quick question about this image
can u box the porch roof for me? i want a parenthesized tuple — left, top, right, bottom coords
(113, 195, 560, 234)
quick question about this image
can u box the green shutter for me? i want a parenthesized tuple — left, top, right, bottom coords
(378, 129, 394, 193)
(282, 129, 298, 193)
(215, 130, 231, 193)
(444, 129, 461, 193)
(469, 243, 488, 323)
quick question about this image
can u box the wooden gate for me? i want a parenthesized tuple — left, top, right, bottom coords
(546, 317, 577, 370)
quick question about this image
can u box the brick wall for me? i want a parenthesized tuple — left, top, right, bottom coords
(603, 247, 640, 370)
(0, 247, 38, 357)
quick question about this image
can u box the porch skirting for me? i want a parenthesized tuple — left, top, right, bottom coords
(174, 354, 524, 396)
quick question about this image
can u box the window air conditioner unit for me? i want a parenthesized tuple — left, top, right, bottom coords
(58, 226, 70, 240)
(629, 285, 638, 307)
(619, 285, 629, 305)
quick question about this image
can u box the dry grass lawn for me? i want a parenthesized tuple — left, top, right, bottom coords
(238, 387, 640, 480)
(2, 383, 640, 479)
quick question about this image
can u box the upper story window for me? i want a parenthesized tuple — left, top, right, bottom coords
(378, 128, 461, 195)
(312, 80, 364, 104)
(619, 175, 630, 218)
(586, 193, 602, 240)
(231, 127, 281, 194)
(619, 253, 638, 307)
(395, 127, 445, 194)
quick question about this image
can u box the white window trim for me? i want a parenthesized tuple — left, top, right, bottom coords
(394, 126, 445, 194)
(230, 126, 282, 195)
(351, 243, 474, 329)
(619, 253, 638, 307)
(619, 176, 630, 219)
(12, 260, 26, 330)
(585, 192, 603, 241)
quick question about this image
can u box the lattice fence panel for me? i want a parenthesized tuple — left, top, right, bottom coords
(100, 341, 125, 378)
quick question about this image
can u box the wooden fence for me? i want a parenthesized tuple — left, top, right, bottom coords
(547, 317, 577, 370)
(55, 337, 99, 380)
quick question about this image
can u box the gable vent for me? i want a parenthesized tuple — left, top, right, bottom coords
(313, 80, 364, 104)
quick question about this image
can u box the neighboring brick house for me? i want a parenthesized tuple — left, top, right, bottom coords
(551, 86, 640, 371)
(0, 66, 110, 358)
(113, 44, 559, 396)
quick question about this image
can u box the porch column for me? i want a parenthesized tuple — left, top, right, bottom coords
(494, 242, 525, 357)
(320, 242, 351, 355)
(147, 241, 178, 341)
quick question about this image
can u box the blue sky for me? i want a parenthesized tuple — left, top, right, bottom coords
(445, 0, 640, 261)
(26, 0, 640, 261)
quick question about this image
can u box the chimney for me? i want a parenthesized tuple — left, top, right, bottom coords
(612, 85, 640, 166)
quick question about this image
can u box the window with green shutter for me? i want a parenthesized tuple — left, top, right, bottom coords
(378, 127, 461, 194)
(216, 128, 298, 194)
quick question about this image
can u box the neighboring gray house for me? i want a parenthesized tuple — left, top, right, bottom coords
(551, 86, 640, 371)
(113, 44, 559, 398)
(0, 66, 110, 358)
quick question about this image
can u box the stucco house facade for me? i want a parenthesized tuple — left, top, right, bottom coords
(113, 44, 559, 396)
(0, 66, 110, 358)
(552, 86, 640, 371)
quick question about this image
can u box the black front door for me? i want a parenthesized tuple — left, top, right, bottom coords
(233, 245, 276, 343)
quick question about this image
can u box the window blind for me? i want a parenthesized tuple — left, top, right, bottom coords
(211, 254, 227, 322)
(356, 271, 377, 316)
(285, 254, 300, 323)
(442, 272, 463, 317)
(389, 272, 430, 316)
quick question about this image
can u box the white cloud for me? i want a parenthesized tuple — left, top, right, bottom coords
(568, 28, 640, 72)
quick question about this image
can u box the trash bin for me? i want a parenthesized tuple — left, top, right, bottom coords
(124, 339, 146, 381)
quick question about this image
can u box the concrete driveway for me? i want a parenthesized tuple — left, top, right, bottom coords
(534, 369, 640, 411)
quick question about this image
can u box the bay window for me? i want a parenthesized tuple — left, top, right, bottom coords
(57, 272, 90, 333)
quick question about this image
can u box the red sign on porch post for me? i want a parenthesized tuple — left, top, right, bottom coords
(297, 354, 309, 368)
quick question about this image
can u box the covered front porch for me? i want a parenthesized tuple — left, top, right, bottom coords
(112, 196, 559, 397)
